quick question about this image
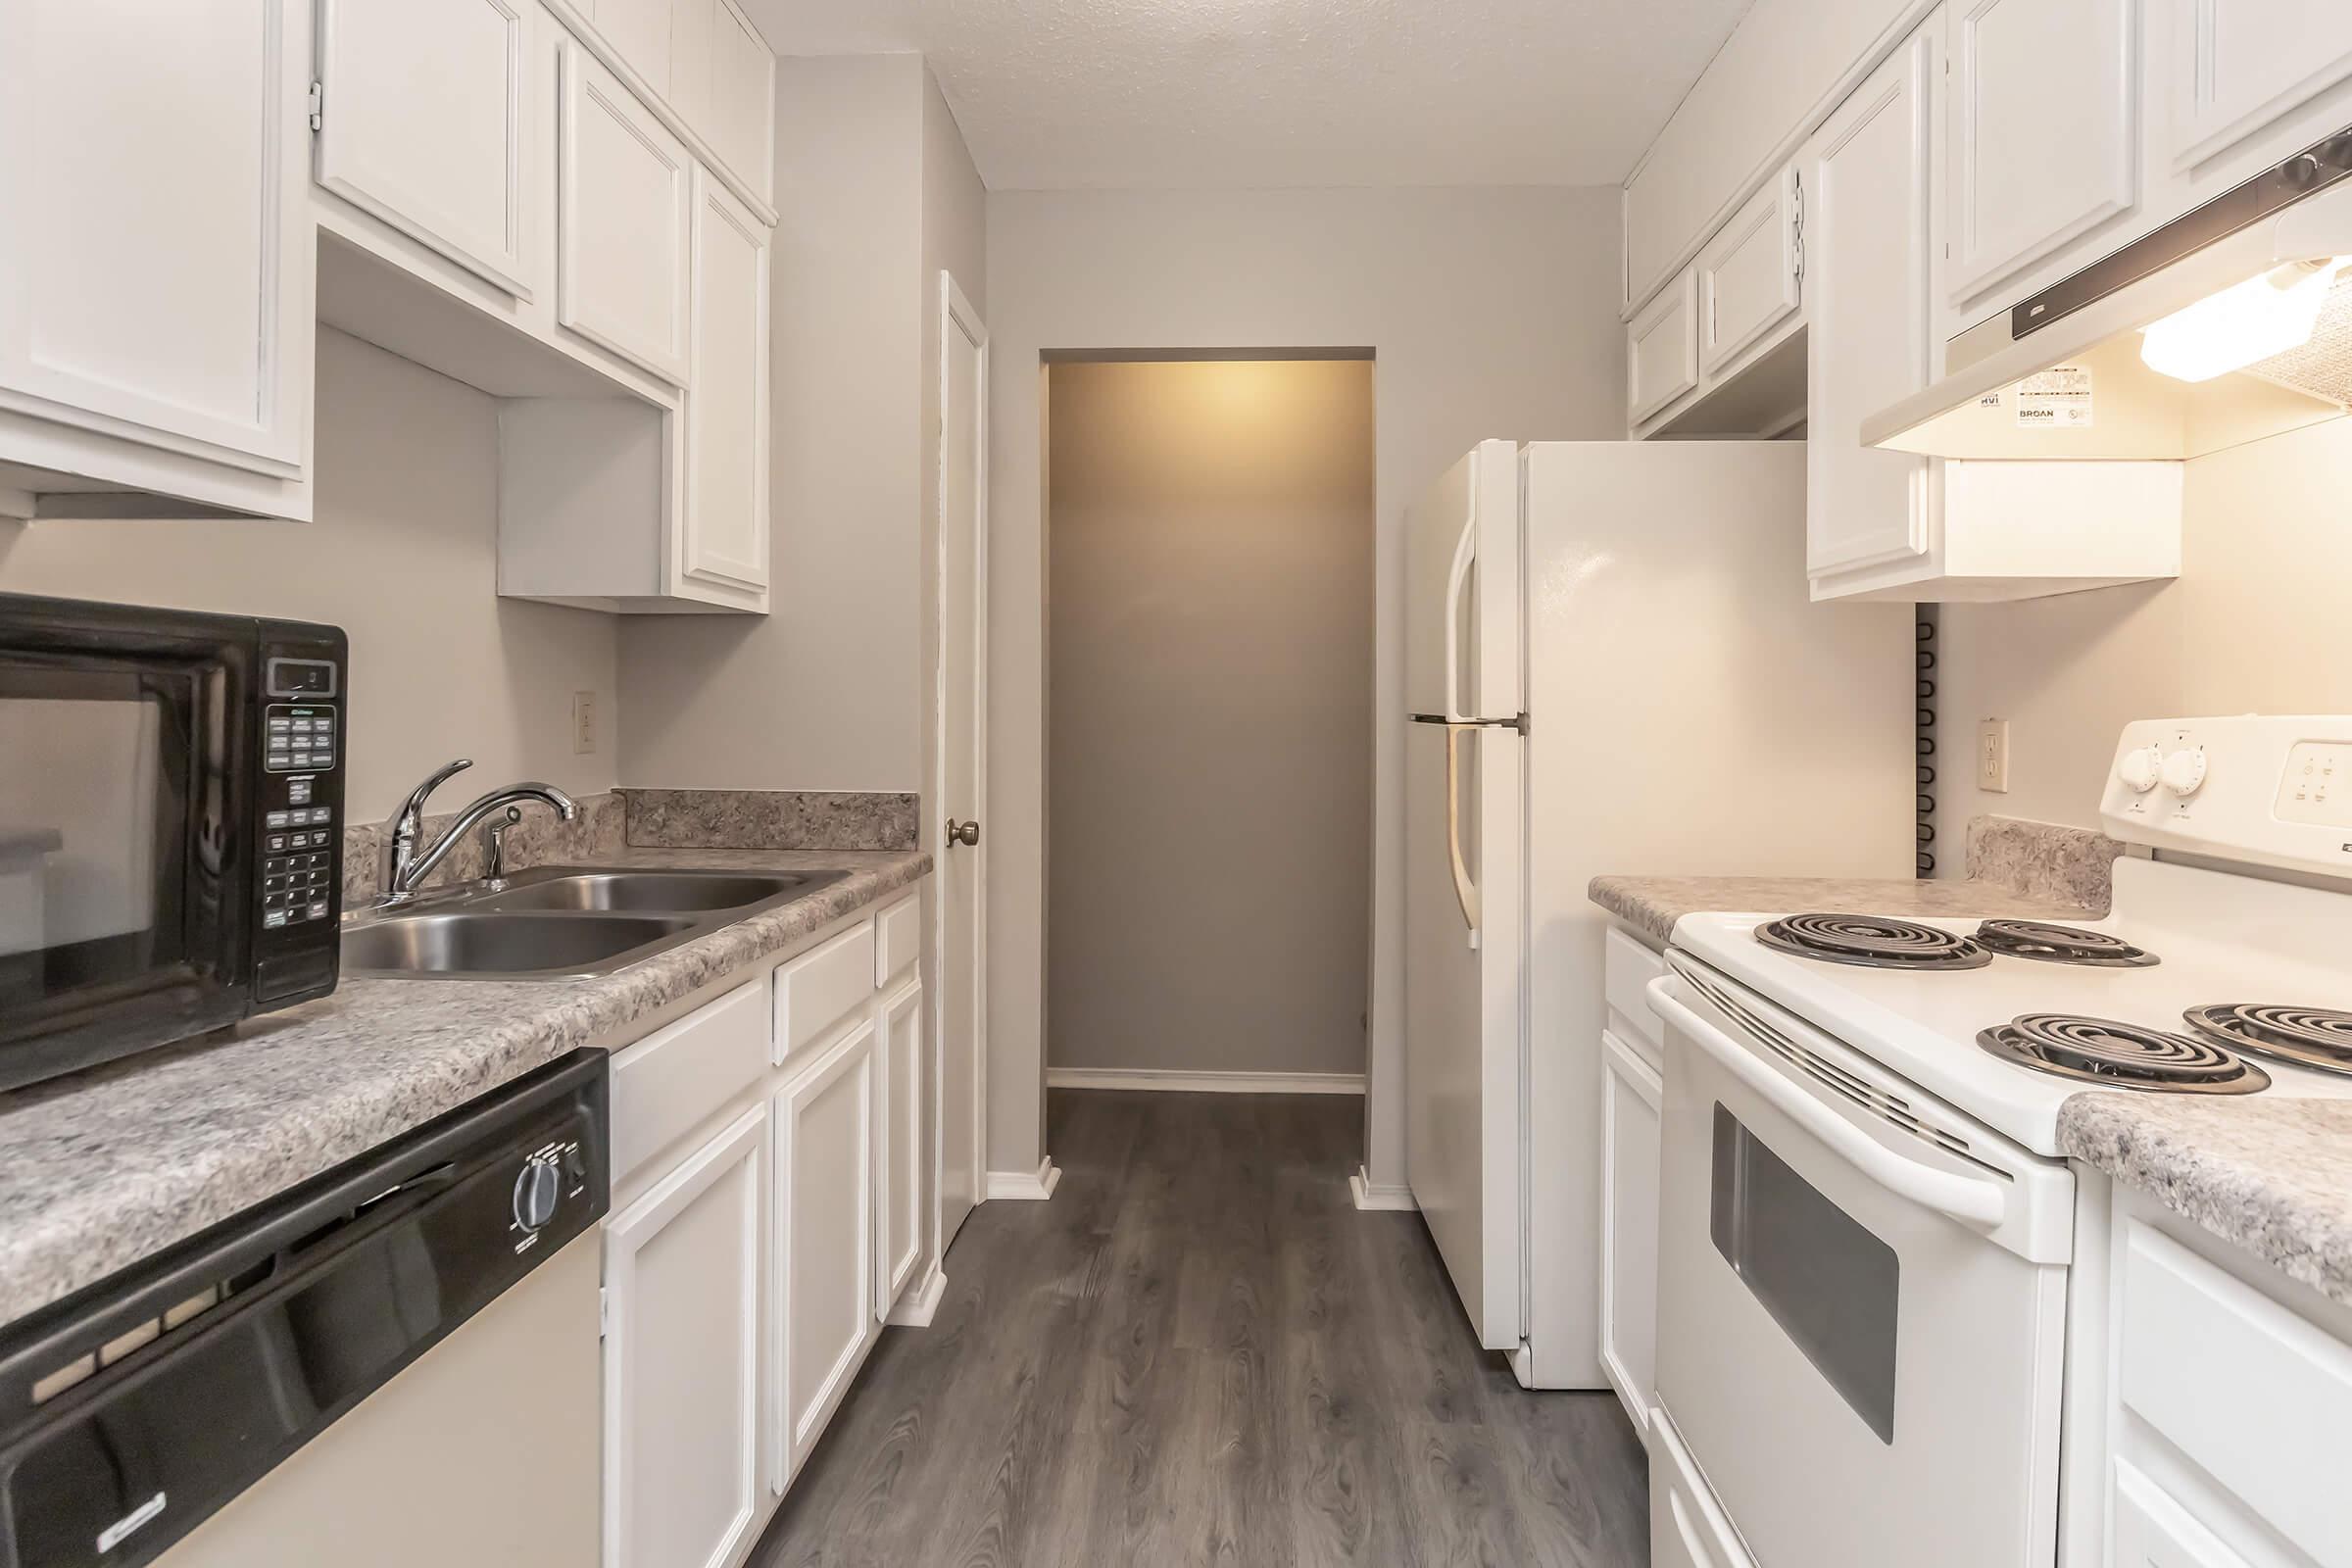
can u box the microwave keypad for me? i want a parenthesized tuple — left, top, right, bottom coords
(262, 847, 334, 928)
(266, 705, 338, 773)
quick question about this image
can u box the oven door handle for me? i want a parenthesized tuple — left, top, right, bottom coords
(1647, 976, 2009, 1232)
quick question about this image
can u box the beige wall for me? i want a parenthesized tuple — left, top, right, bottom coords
(0, 328, 619, 823)
(1936, 415, 2352, 856)
(1047, 360, 1374, 1080)
(984, 186, 1627, 1180)
(619, 54, 933, 793)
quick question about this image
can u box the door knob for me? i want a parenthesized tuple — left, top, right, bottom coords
(946, 818, 981, 848)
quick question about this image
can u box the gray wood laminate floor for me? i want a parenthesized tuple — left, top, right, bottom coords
(750, 1089, 1649, 1568)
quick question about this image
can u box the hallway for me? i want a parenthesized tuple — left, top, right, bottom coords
(752, 1091, 1650, 1567)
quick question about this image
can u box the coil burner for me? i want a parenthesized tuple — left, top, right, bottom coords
(1973, 919, 2159, 968)
(1976, 1013, 2270, 1093)
(1754, 913, 1991, 971)
(2182, 1004, 2352, 1079)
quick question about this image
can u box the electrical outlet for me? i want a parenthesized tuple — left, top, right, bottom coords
(1978, 717, 2010, 793)
(572, 691, 597, 756)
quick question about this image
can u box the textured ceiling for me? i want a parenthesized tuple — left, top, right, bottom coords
(739, 0, 1756, 190)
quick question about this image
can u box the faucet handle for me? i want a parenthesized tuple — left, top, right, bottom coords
(396, 759, 474, 831)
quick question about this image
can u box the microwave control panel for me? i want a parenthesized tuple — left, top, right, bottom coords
(253, 646, 345, 1000)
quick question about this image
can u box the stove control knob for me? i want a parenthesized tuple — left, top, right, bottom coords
(2161, 747, 2208, 797)
(514, 1154, 562, 1232)
(2117, 746, 2163, 793)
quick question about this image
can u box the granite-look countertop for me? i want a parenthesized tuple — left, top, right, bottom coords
(0, 847, 929, 1330)
(1588, 874, 2100, 947)
(2059, 1094, 2352, 1309)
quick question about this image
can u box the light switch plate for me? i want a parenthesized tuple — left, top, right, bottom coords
(573, 691, 597, 755)
(1978, 717, 2010, 793)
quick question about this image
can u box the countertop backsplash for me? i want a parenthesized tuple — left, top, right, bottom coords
(338, 789, 921, 906)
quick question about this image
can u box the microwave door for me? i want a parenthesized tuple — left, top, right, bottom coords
(0, 658, 244, 1084)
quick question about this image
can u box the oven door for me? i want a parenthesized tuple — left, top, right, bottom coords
(0, 607, 253, 1087)
(1648, 957, 2073, 1568)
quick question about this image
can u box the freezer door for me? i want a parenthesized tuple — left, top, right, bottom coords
(1404, 440, 1521, 721)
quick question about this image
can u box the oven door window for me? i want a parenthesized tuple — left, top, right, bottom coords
(0, 662, 214, 1031)
(1711, 1102, 1900, 1443)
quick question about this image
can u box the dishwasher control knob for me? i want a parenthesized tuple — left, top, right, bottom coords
(514, 1155, 562, 1231)
(2161, 747, 2209, 797)
(2117, 745, 2163, 793)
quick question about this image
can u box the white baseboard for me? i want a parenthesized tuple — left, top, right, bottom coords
(984, 1157, 1061, 1201)
(1349, 1166, 1418, 1211)
(887, 1262, 948, 1327)
(1047, 1066, 1366, 1096)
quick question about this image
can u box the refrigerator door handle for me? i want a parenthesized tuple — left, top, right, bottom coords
(1446, 724, 1481, 947)
(1443, 513, 1477, 721)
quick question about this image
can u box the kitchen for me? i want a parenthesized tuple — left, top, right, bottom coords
(3, 0, 2351, 1565)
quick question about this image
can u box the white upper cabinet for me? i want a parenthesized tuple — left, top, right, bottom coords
(1806, 24, 1937, 582)
(683, 168, 770, 600)
(0, 0, 313, 513)
(1695, 167, 1803, 377)
(595, 0, 673, 99)
(706, 0, 776, 201)
(559, 38, 694, 384)
(2159, 0, 2352, 174)
(1627, 270, 1701, 427)
(1945, 0, 2139, 310)
(316, 0, 532, 298)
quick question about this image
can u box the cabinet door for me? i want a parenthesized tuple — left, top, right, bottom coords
(1806, 24, 1937, 579)
(1696, 169, 1801, 377)
(316, 0, 531, 297)
(683, 167, 770, 596)
(2164, 0, 2352, 173)
(0, 0, 309, 470)
(2110, 1463, 2257, 1568)
(1599, 1031, 1663, 1437)
(595, 0, 673, 98)
(603, 1103, 765, 1568)
(1947, 0, 2136, 306)
(877, 980, 924, 1321)
(772, 1018, 877, 1491)
(559, 38, 693, 383)
(708, 0, 775, 200)
(1627, 270, 1699, 427)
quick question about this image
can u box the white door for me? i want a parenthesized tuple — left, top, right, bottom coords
(1599, 1030, 1663, 1437)
(558, 38, 693, 383)
(877, 978, 925, 1319)
(2163, 0, 2352, 174)
(1650, 962, 2073, 1568)
(772, 1018, 877, 1490)
(1402, 441, 1525, 1351)
(1946, 0, 2137, 307)
(1695, 168, 1802, 377)
(682, 166, 769, 597)
(1804, 21, 1937, 577)
(315, 0, 532, 296)
(935, 272, 989, 1249)
(602, 1104, 764, 1568)
(0, 0, 310, 470)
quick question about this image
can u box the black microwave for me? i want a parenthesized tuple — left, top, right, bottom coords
(0, 594, 347, 1092)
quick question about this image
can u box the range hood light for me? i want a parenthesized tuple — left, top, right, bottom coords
(2137, 258, 2344, 383)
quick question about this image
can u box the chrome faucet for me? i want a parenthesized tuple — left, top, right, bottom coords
(382, 759, 577, 903)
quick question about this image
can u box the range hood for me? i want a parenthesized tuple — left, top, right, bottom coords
(1867, 128, 2352, 461)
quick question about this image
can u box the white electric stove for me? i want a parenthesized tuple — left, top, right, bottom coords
(1645, 715, 2352, 1568)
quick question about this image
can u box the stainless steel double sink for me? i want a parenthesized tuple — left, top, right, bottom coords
(342, 866, 848, 980)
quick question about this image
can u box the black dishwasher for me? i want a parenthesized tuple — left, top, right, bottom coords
(0, 1050, 609, 1568)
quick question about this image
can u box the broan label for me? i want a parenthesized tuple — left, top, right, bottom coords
(2016, 365, 2093, 428)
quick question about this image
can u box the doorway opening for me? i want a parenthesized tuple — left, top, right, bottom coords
(1044, 355, 1376, 1096)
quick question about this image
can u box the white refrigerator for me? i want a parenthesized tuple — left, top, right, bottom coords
(1404, 439, 1915, 1390)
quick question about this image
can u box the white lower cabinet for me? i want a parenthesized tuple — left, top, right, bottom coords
(770, 1016, 878, 1492)
(603, 1102, 765, 1568)
(877, 979, 924, 1320)
(1599, 1029, 1663, 1437)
